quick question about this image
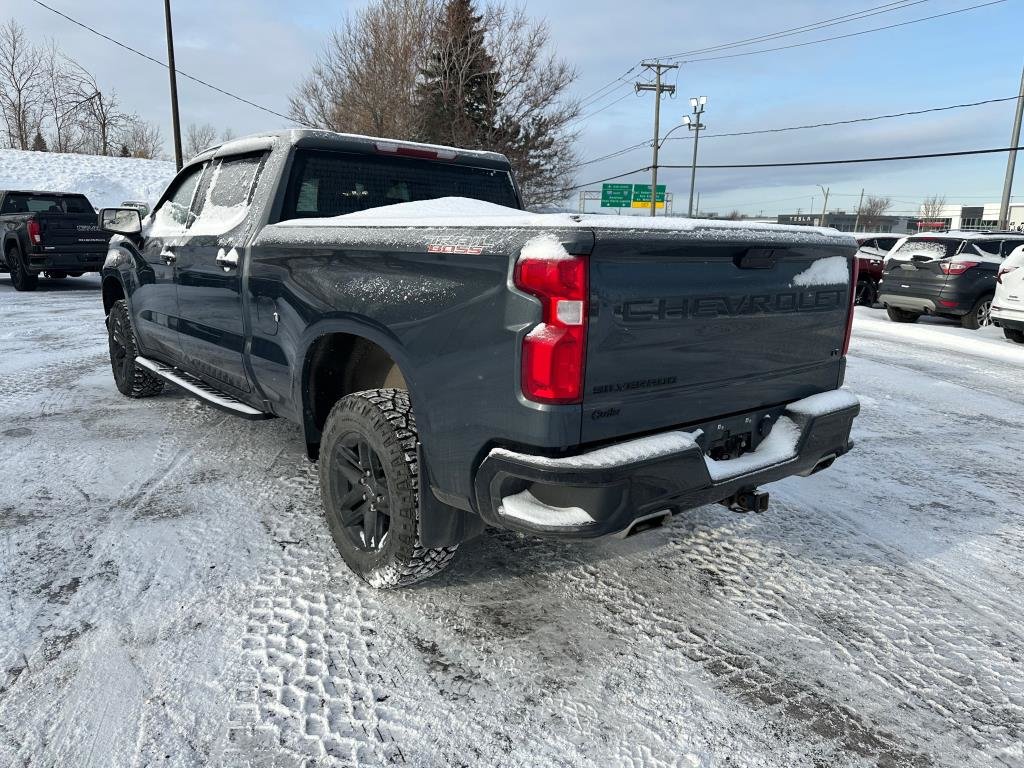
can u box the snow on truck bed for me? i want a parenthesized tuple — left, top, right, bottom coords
(0, 148, 175, 209)
(272, 197, 854, 245)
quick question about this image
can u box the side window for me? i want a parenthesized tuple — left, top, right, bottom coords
(150, 164, 205, 235)
(189, 153, 265, 236)
(973, 240, 1001, 259)
(1002, 239, 1024, 257)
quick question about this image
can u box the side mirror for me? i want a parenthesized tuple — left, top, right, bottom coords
(99, 207, 142, 236)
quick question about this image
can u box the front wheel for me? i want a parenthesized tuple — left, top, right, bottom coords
(1004, 327, 1024, 344)
(319, 388, 458, 589)
(107, 299, 164, 398)
(886, 306, 920, 323)
(961, 295, 993, 330)
(6, 246, 38, 292)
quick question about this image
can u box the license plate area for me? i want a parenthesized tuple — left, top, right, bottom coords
(693, 405, 787, 459)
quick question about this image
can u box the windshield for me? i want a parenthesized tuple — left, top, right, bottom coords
(279, 150, 520, 221)
(1, 193, 93, 214)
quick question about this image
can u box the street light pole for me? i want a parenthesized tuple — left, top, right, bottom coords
(164, 0, 183, 170)
(998, 60, 1024, 229)
(818, 185, 830, 228)
(685, 96, 707, 218)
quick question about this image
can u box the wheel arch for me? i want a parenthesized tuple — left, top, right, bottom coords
(101, 274, 127, 317)
(297, 320, 421, 460)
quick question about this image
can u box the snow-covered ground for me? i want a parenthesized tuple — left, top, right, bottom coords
(0, 149, 175, 209)
(1, 282, 1022, 768)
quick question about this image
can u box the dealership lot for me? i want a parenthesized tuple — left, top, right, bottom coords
(1, 276, 1022, 767)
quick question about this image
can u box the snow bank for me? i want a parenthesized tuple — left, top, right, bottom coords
(792, 255, 850, 287)
(500, 489, 594, 527)
(0, 148, 175, 210)
(273, 196, 853, 244)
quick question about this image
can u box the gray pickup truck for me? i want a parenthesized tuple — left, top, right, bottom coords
(98, 129, 860, 588)
(1, 190, 108, 290)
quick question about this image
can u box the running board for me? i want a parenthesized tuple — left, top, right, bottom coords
(135, 356, 274, 420)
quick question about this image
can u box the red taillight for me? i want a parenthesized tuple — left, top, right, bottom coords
(842, 258, 859, 356)
(939, 261, 979, 275)
(26, 218, 41, 245)
(938, 299, 959, 308)
(515, 252, 588, 404)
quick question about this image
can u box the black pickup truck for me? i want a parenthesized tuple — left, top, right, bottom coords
(1, 190, 108, 291)
(98, 130, 860, 588)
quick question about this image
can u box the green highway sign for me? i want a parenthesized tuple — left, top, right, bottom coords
(630, 184, 666, 209)
(601, 183, 634, 208)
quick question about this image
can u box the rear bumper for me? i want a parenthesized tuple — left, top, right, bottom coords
(27, 250, 105, 273)
(992, 305, 1024, 331)
(474, 390, 859, 539)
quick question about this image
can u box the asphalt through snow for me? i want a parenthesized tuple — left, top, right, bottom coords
(0, 280, 1022, 768)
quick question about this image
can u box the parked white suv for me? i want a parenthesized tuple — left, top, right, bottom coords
(992, 244, 1024, 343)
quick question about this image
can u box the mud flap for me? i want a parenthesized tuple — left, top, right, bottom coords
(417, 445, 485, 548)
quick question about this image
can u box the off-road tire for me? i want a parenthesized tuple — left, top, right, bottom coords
(6, 245, 38, 292)
(1004, 327, 1024, 343)
(886, 306, 920, 323)
(107, 299, 164, 398)
(961, 294, 993, 330)
(320, 388, 458, 588)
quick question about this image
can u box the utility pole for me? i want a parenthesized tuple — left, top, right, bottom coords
(853, 188, 865, 231)
(999, 61, 1024, 229)
(636, 61, 677, 217)
(818, 185, 830, 228)
(164, 0, 183, 170)
(684, 96, 707, 217)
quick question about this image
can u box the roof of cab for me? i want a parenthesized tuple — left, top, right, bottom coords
(191, 129, 512, 170)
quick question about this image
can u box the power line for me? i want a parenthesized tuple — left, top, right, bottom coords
(659, 145, 1024, 170)
(660, 0, 930, 59)
(577, 94, 1020, 165)
(677, 0, 1006, 63)
(568, 145, 1024, 193)
(29, 0, 301, 125)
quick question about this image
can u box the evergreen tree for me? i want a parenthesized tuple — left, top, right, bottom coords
(31, 129, 47, 151)
(415, 0, 499, 149)
(119, 143, 130, 157)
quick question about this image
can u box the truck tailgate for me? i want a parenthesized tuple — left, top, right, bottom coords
(582, 231, 855, 442)
(37, 212, 107, 253)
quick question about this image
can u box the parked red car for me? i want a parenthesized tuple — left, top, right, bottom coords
(853, 234, 902, 305)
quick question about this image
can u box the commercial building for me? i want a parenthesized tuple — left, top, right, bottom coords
(778, 202, 1024, 233)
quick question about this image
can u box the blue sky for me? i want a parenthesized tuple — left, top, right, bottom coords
(11, 0, 1024, 215)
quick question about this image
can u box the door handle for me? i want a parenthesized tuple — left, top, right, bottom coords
(216, 248, 239, 271)
(160, 247, 176, 265)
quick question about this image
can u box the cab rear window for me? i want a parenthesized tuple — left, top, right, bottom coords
(1, 193, 93, 214)
(279, 150, 519, 221)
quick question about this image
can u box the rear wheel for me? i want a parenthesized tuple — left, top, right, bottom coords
(320, 388, 458, 589)
(961, 294, 993, 330)
(855, 279, 877, 306)
(6, 245, 38, 292)
(1004, 327, 1024, 344)
(886, 306, 920, 323)
(107, 299, 164, 398)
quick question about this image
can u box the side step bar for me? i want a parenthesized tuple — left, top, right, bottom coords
(135, 356, 274, 420)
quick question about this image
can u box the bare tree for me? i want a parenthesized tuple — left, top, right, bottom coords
(121, 118, 164, 159)
(481, 3, 580, 204)
(220, 127, 235, 143)
(71, 65, 127, 155)
(289, 0, 439, 138)
(185, 122, 217, 158)
(920, 194, 947, 230)
(857, 195, 892, 230)
(0, 20, 45, 149)
(40, 41, 87, 153)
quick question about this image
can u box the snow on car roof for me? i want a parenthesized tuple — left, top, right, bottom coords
(272, 197, 854, 244)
